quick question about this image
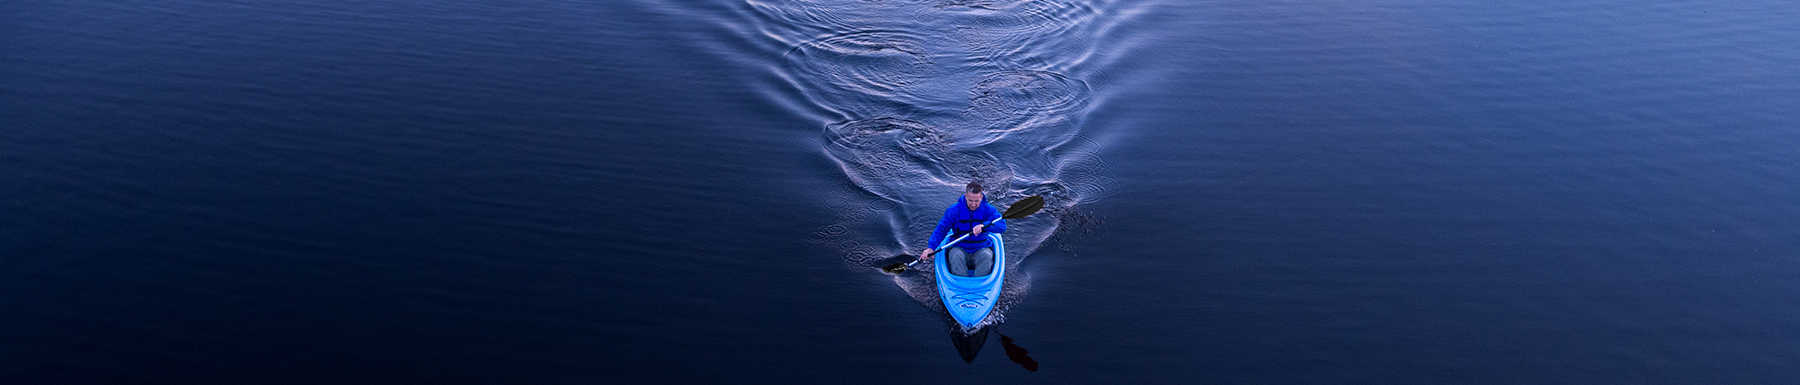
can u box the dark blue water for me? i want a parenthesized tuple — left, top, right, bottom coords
(6, 0, 1799, 383)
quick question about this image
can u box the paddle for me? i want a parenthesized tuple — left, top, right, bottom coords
(881, 195, 1045, 274)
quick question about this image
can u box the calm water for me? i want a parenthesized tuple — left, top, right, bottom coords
(5, 0, 1799, 383)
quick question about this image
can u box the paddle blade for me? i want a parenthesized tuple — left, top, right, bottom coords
(880, 255, 917, 274)
(1002, 195, 1045, 219)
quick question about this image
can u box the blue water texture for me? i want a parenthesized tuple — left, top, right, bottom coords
(4, 0, 1799, 383)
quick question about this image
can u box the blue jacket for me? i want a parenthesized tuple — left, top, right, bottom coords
(927, 195, 1007, 253)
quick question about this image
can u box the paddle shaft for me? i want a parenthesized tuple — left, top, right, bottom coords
(905, 217, 1002, 269)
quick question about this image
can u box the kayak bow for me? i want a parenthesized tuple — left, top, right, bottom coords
(934, 233, 1005, 331)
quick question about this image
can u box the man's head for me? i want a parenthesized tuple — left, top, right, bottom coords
(964, 181, 983, 210)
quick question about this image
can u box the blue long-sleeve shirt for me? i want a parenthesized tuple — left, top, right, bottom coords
(927, 195, 1007, 253)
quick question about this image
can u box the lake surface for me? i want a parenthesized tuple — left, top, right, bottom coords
(5, 0, 1799, 383)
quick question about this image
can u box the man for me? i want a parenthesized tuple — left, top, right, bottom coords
(918, 181, 1007, 276)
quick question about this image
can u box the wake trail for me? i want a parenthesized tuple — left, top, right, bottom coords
(751, 0, 1123, 326)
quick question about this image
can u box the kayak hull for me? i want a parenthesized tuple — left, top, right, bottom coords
(935, 233, 1005, 331)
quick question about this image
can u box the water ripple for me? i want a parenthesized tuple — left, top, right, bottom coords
(969, 70, 1091, 132)
(783, 29, 933, 114)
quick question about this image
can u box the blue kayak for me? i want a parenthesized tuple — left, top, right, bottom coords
(934, 233, 1005, 331)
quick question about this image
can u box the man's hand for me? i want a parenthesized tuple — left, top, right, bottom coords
(971, 224, 985, 236)
(918, 248, 935, 261)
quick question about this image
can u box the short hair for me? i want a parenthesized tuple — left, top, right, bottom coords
(965, 181, 983, 194)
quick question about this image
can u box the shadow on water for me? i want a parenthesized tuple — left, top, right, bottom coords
(998, 332, 1039, 372)
(948, 325, 990, 363)
(947, 327, 1040, 372)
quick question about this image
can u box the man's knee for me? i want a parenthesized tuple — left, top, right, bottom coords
(972, 248, 996, 275)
